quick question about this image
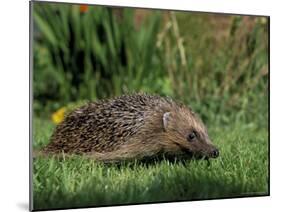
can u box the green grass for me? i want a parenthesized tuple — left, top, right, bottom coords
(32, 118, 268, 210)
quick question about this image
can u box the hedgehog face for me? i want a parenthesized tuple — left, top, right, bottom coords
(162, 111, 219, 159)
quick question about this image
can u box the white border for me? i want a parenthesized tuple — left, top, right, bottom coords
(0, 0, 280, 211)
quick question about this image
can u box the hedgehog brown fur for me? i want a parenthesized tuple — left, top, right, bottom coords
(43, 93, 219, 163)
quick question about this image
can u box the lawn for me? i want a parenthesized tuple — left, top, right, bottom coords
(32, 118, 269, 210)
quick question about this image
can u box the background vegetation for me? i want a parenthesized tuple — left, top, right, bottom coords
(32, 2, 269, 210)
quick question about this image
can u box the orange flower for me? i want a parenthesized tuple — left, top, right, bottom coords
(79, 5, 89, 13)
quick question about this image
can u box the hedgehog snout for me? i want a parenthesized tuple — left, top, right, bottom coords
(210, 148, 219, 158)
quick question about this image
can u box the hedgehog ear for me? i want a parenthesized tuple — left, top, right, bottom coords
(163, 112, 171, 131)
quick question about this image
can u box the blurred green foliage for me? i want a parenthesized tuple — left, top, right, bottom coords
(33, 2, 268, 128)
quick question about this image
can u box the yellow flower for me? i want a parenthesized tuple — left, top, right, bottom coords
(51, 107, 66, 124)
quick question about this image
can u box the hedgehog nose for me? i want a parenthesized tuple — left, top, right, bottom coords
(211, 149, 219, 158)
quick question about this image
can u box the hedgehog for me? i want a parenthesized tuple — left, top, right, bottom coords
(42, 93, 219, 163)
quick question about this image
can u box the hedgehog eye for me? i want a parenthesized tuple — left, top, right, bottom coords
(187, 132, 196, 141)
